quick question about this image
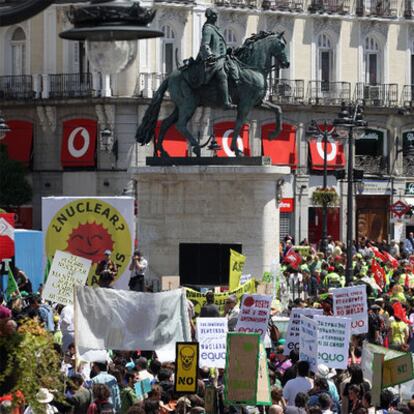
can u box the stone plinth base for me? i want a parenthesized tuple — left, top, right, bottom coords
(131, 165, 290, 286)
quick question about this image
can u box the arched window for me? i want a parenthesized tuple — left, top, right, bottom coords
(364, 36, 381, 84)
(161, 25, 176, 74)
(10, 27, 26, 75)
(223, 28, 237, 47)
(317, 33, 333, 85)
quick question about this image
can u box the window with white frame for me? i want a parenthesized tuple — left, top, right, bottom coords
(317, 33, 333, 88)
(364, 36, 381, 84)
(10, 27, 26, 76)
(161, 25, 177, 75)
(223, 28, 238, 47)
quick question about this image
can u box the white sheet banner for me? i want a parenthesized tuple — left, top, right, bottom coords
(196, 317, 228, 368)
(284, 308, 323, 355)
(42, 250, 91, 305)
(235, 294, 272, 339)
(74, 286, 191, 352)
(332, 285, 368, 334)
(314, 315, 351, 369)
(299, 315, 318, 372)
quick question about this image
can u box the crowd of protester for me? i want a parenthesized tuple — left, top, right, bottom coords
(1, 234, 414, 413)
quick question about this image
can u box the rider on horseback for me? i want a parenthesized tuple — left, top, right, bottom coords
(197, 8, 240, 110)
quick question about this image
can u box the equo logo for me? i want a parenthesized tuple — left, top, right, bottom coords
(238, 327, 264, 335)
(68, 127, 90, 158)
(318, 352, 345, 362)
(201, 351, 226, 361)
(288, 342, 299, 351)
(316, 136, 337, 162)
(222, 129, 244, 157)
(351, 320, 365, 328)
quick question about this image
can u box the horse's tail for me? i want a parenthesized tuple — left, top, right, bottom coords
(136, 78, 169, 145)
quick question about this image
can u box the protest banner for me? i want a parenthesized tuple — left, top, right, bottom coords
(299, 315, 318, 372)
(235, 294, 272, 339)
(134, 378, 152, 400)
(256, 342, 271, 405)
(186, 279, 256, 316)
(283, 308, 323, 355)
(196, 317, 227, 368)
(240, 274, 252, 285)
(383, 353, 414, 387)
(314, 315, 351, 369)
(74, 286, 191, 353)
(332, 285, 368, 334)
(174, 342, 199, 393)
(42, 196, 134, 290)
(229, 249, 246, 290)
(42, 250, 91, 305)
(225, 332, 260, 405)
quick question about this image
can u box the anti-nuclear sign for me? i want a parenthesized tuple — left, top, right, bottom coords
(283, 308, 323, 356)
(235, 294, 272, 339)
(332, 285, 368, 334)
(299, 315, 318, 372)
(174, 342, 199, 394)
(196, 317, 227, 369)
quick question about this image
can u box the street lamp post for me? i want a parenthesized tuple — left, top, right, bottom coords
(334, 102, 367, 285)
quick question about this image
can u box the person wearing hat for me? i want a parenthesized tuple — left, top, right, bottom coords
(95, 250, 118, 288)
(224, 295, 239, 331)
(23, 388, 58, 414)
(315, 364, 339, 411)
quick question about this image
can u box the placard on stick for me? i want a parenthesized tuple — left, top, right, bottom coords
(174, 342, 199, 394)
(161, 276, 180, 291)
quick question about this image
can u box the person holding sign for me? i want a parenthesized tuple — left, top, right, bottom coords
(96, 250, 118, 288)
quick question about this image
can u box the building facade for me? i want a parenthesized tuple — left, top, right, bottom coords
(1, 0, 414, 245)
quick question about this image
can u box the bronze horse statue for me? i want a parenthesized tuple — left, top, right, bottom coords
(136, 31, 290, 157)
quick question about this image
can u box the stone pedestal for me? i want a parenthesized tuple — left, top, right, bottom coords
(130, 165, 290, 285)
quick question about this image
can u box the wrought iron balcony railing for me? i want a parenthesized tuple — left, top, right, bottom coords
(354, 83, 398, 107)
(308, 81, 351, 105)
(262, 0, 304, 11)
(0, 75, 34, 100)
(153, 0, 195, 2)
(355, 155, 388, 175)
(308, 0, 350, 13)
(48, 73, 94, 99)
(401, 85, 414, 108)
(268, 79, 305, 104)
(355, 0, 397, 17)
(214, 0, 258, 7)
(403, 156, 414, 176)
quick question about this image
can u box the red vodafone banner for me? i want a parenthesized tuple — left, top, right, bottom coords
(155, 121, 187, 157)
(279, 198, 294, 213)
(0, 213, 15, 261)
(2, 120, 33, 166)
(262, 123, 297, 168)
(214, 121, 250, 157)
(61, 119, 97, 167)
(309, 126, 345, 170)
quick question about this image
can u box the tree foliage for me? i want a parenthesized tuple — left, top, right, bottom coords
(0, 144, 32, 208)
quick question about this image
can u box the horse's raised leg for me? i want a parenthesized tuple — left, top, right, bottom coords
(156, 107, 179, 157)
(231, 107, 250, 157)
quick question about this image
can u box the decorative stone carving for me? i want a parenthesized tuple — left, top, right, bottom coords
(156, 7, 188, 27)
(403, 156, 414, 176)
(266, 15, 294, 38)
(313, 17, 341, 37)
(37, 106, 56, 133)
(219, 11, 248, 28)
(360, 21, 388, 40)
(355, 155, 388, 174)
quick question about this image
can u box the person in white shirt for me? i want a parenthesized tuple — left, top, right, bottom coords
(283, 361, 314, 406)
(128, 250, 148, 292)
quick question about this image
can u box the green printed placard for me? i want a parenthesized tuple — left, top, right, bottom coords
(383, 353, 414, 387)
(224, 332, 260, 405)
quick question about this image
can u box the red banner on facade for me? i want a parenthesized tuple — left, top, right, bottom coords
(309, 126, 345, 170)
(279, 198, 294, 213)
(213, 121, 250, 157)
(2, 120, 33, 166)
(0, 213, 15, 261)
(262, 123, 297, 168)
(155, 122, 187, 157)
(61, 119, 97, 167)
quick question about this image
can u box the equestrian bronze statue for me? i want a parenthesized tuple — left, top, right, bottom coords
(136, 8, 290, 157)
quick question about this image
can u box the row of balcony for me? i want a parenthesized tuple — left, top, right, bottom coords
(0, 73, 411, 109)
(154, 0, 410, 18)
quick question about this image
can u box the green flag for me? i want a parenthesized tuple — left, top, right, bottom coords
(5, 267, 19, 301)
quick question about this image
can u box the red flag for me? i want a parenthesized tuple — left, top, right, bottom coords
(382, 251, 399, 269)
(370, 247, 386, 262)
(371, 260, 385, 290)
(284, 250, 302, 270)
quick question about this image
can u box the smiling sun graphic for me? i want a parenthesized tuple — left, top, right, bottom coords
(66, 222, 114, 264)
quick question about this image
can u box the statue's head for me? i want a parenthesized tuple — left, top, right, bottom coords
(205, 8, 218, 22)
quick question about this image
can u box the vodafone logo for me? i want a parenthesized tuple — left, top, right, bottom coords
(67, 127, 90, 158)
(316, 136, 337, 162)
(222, 129, 244, 157)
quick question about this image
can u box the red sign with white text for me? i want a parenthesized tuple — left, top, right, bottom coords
(309, 125, 345, 170)
(214, 121, 250, 157)
(61, 119, 97, 167)
(0, 213, 15, 261)
(155, 122, 188, 157)
(262, 123, 297, 168)
(279, 198, 294, 213)
(2, 120, 33, 166)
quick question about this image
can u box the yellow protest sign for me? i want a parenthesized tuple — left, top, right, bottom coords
(186, 279, 256, 316)
(383, 353, 414, 387)
(174, 342, 199, 393)
(229, 249, 246, 291)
